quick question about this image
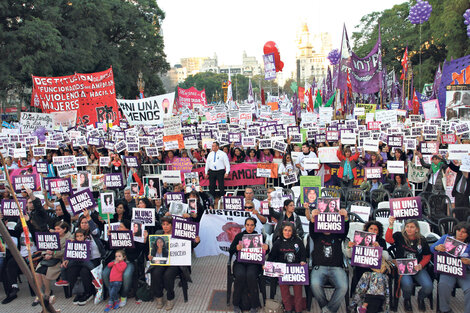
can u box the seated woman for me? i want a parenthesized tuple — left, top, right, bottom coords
(347, 221, 391, 313)
(110, 201, 131, 223)
(386, 217, 432, 312)
(267, 222, 307, 313)
(34, 221, 73, 306)
(148, 216, 200, 311)
(64, 210, 105, 306)
(431, 222, 470, 313)
(229, 217, 268, 313)
(270, 199, 304, 241)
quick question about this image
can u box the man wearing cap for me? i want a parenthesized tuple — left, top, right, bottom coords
(205, 142, 230, 200)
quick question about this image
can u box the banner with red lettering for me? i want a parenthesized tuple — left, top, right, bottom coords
(193, 163, 265, 186)
(31, 68, 118, 126)
(177, 87, 207, 110)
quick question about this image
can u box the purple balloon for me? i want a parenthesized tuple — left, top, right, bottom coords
(327, 49, 340, 65)
(465, 9, 470, 38)
(408, 0, 432, 24)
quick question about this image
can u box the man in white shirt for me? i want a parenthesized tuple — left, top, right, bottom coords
(296, 142, 318, 176)
(244, 187, 261, 210)
(205, 142, 230, 199)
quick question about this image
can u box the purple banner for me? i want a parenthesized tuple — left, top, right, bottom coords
(35, 232, 60, 251)
(47, 177, 72, 195)
(390, 197, 422, 220)
(171, 217, 199, 242)
(278, 264, 309, 285)
(223, 196, 244, 210)
(12, 174, 38, 192)
(314, 213, 345, 233)
(105, 173, 124, 189)
(64, 240, 90, 261)
(109, 230, 134, 249)
(69, 189, 96, 215)
(434, 252, 466, 278)
(1, 199, 26, 217)
(351, 246, 382, 269)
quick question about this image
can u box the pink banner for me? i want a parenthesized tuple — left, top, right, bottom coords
(178, 87, 207, 110)
(193, 163, 265, 187)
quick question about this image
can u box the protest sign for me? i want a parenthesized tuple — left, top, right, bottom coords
(223, 197, 244, 210)
(132, 208, 155, 226)
(434, 253, 465, 278)
(163, 134, 184, 149)
(365, 167, 382, 179)
(193, 163, 265, 187)
(404, 138, 417, 150)
(172, 217, 199, 241)
(263, 262, 286, 277)
(20, 112, 53, 133)
(314, 213, 345, 233)
(1, 199, 26, 217)
(448, 144, 470, 160)
(104, 223, 121, 241)
(124, 156, 139, 168)
(396, 258, 418, 275)
(304, 158, 320, 170)
(76, 156, 88, 167)
(35, 232, 60, 251)
(64, 240, 90, 261)
(177, 87, 207, 110)
(259, 139, 272, 149)
(109, 231, 134, 249)
(300, 176, 322, 203)
(117, 93, 174, 126)
(318, 147, 341, 163)
(172, 157, 193, 173)
(387, 135, 403, 148)
(350, 205, 371, 222)
(168, 202, 188, 216)
(13, 148, 27, 159)
(48, 177, 72, 194)
(278, 263, 309, 285)
(390, 197, 422, 220)
(11, 174, 38, 192)
(165, 192, 184, 206)
(387, 160, 405, 174)
(149, 235, 192, 266)
(363, 139, 379, 152)
(420, 142, 438, 155)
(100, 192, 115, 214)
(263, 53, 277, 80)
(273, 140, 287, 153)
(33, 147, 46, 157)
(341, 131, 356, 145)
(237, 233, 265, 264)
(35, 161, 49, 174)
(51, 111, 77, 129)
(443, 236, 467, 257)
(56, 159, 77, 177)
(367, 121, 380, 130)
(351, 246, 382, 269)
(161, 170, 182, 184)
(422, 99, 441, 120)
(326, 131, 339, 141)
(256, 163, 278, 178)
(131, 221, 145, 243)
(105, 173, 124, 189)
(69, 189, 96, 215)
(282, 173, 298, 186)
(442, 134, 457, 144)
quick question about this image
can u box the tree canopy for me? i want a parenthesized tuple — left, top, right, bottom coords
(0, 0, 169, 102)
(352, 0, 470, 92)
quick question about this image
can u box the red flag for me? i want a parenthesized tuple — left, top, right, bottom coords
(412, 88, 419, 115)
(346, 69, 353, 96)
(261, 88, 265, 105)
(298, 87, 305, 103)
(401, 47, 408, 80)
(308, 87, 314, 112)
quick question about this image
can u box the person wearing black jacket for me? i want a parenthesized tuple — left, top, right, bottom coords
(448, 158, 470, 207)
(270, 199, 304, 242)
(310, 208, 350, 313)
(268, 221, 307, 313)
(229, 217, 268, 313)
(25, 187, 50, 233)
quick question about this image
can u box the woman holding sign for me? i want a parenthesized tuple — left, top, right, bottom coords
(267, 222, 307, 313)
(229, 217, 268, 313)
(431, 222, 470, 313)
(336, 141, 361, 190)
(386, 217, 432, 312)
(416, 151, 448, 193)
(270, 199, 304, 242)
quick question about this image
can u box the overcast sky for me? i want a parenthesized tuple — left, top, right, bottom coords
(158, 0, 406, 76)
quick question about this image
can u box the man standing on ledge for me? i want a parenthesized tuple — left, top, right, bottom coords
(205, 142, 230, 201)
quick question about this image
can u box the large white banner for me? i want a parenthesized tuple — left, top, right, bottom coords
(117, 92, 175, 126)
(194, 209, 262, 257)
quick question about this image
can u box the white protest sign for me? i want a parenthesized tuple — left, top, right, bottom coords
(387, 160, 405, 174)
(117, 93, 175, 126)
(304, 158, 320, 170)
(350, 205, 371, 222)
(341, 132, 357, 145)
(448, 144, 470, 160)
(20, 113, 53, 133)
(318, 147, 340, 163)
(161, 170, 182, 184)
(363, 139, 379, 152)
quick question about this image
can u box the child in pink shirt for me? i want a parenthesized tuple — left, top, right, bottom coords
(104, 250, 127, 312)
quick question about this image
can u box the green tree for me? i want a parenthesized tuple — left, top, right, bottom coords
(0, 0, 169, 103)
(352, 0, 469, 92)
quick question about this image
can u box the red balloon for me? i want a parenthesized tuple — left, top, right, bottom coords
(264, 41, 283, 72)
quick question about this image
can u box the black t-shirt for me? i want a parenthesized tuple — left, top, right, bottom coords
(310, 221, 349, 267)
(392, 232, 430, 263)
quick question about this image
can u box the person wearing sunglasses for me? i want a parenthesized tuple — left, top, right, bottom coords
(244, 200, 266, 224)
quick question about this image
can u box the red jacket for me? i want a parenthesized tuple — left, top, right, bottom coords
(336, 149, 360, 180)
(108, 260, 127, 282)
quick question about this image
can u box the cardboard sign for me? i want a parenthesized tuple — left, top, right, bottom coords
(12, 174, 37, 192)
(125, 156, 139, 168)
(387, 160, 405, 174)
(350, 205, 371, 222)
(105, 173, 124, 189)
(278, 264, 309, 285)
(35, 232, 60, 251)
(396, 258, 418, 275)
(318, 147, 341, 163)
(109, 231, 134, 249)
(171, 217, 199, 241)
(48, 178, 72, 194)
(132, 208, 155, 226)
(256, 163, 278, 178)
(64, 240, 90, 261)
(434, 252, 465, 278)
(365, 167, 382, 179)
(420, 142, 438, 155)
(69, 189, 96, 215)
(1, 199, 26, 217)
(390, 197, 422, 220)
(223, 197, 244, 210)
(351, 246, 382, 269)
(100, 192, 115, 214)
(263, 262, 287, 277)
(443, 236, 468, 257)
(314, 213, 345, 233)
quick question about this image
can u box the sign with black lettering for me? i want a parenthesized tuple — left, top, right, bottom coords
(390, 197, 421, 220)
(35, 232, 60, 251)
(105, 173, 124, 189)
(223, 196, 244, 210)
(237, 234, 265, 264)
(314, 213, 344, 233)
(434, 252, 465, 278)
(69, 189, 96, 215)
(278, 264, 309, 285)
(259, 139, 272, 149)
(109, 230, 134, 249)
(1, 199, 26, 217)
(171, 217, 199, 241)
(351, 246, 382, 269)
(64, 240, 90, 261)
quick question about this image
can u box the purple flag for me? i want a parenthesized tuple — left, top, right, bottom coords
(337, 24, 382, 94)
(438, 55, 470, 118)
(247, 78, 254, 104)
(312, 77, 317, 91)
(430, 64, 442, 100)
(326, 67, 333, 100)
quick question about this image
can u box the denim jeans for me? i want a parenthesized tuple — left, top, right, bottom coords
(400, 269, 433, 300)
(102, 262, 134, 298)
(310, 266, 348, 312)
(438, 272, 470, 313)
(108, 281, 122, 304)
